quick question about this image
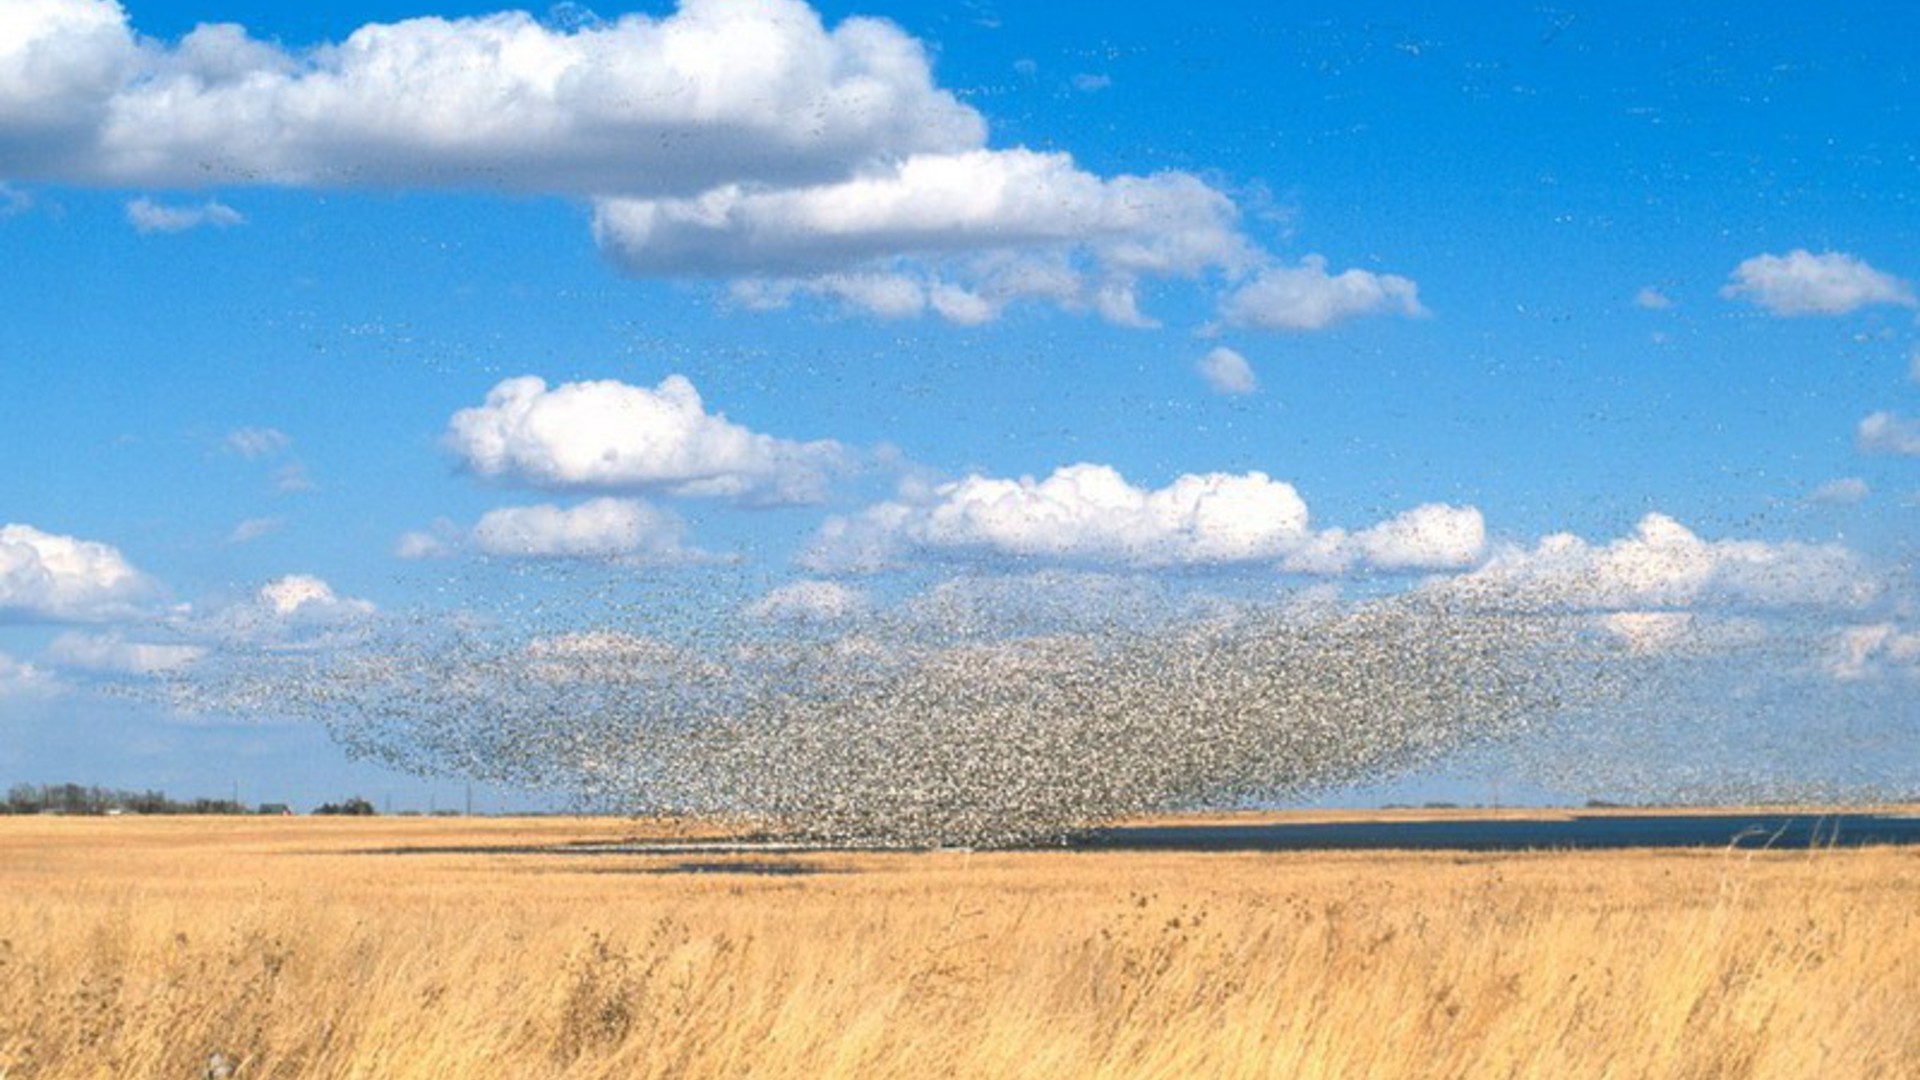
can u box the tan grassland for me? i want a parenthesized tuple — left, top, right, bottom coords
(1, 811, 1916, 1079)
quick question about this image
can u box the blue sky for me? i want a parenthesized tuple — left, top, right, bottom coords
(2, 0, 1916, 810)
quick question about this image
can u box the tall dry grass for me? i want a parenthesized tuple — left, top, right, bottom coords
(1, 814, 1915, 1079)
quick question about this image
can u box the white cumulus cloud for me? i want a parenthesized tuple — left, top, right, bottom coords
(2, 0, 982, 195)
(1721, 250, 1915, 317)
(0, 0, 1430, 329)
(471, 498, 693, 561)
(0, 522, 154, 622)
(801, 464, 1483, 576)
(1442, 513, 1875, 612)
(446, 375, 845, 505)
(256, 574, 375, 619)
(1218, 255, 1425, 331)
(1282, 503, 1487, 575)
(1196, 346, 1258, 395)
(596, 148, 1260, 326)
(125, 196, 243, 233)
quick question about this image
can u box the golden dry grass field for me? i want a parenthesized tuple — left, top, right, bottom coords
(2, 812, 1916, 1079)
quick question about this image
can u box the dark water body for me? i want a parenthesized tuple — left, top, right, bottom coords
(1073, 813, 1920, 852)
(361, 811, 1920, 861)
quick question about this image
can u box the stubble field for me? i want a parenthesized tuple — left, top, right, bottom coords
(1, 812, 1915, 1079)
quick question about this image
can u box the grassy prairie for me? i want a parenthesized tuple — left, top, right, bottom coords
(1, 812, 1915, 1079)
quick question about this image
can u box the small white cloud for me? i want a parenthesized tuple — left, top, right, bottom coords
(1218, 255, 1425, 331)
(394, 529, 454, 560)
(227, 516, 283, 544)
(125, 197, 244, 234)
(446, 375, 844, 505)
(183, 573, 377, 652)
(1807, 477, 1870, 506)
(258, 574, 374, 618)
(1633, 286, 1671, 310)
(1721, 249, 1915, 317)
(224, 426, 291, 458)
(45, 631, 205, 675)
(0, 523, 155, 622)
(747, 579, 869, 622)
(471, 498, 694, 561)
(1071, 73, 1112, 92)
(1858, 412, 1920, 456)
(1196, 346, 1258, 395)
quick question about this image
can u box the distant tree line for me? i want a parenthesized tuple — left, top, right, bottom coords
(1, 783, 369, 816)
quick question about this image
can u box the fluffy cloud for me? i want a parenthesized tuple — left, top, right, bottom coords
(1218, 256, 1425, 331)
(595, 149, 1249, 277)
(0, 523, 154, 622)
(256, 574, 375, 619)
(594, 147, 1264, 325)
(173, 573, 378, 654)
(125, 196, 243, 233)
(1858, 412, 1920, 456)
(1196, 346, 1257, 395)
(2, 0, 981, 194)
(1281, 503, 1487, 575)
(1633, 286, 1672, 310)
(747, 579, 868, 622)
(470, 498, 693, 561)
(1443, 513, 1875, 612)
(802, 464, 1481, 575)
(44, 630, 204, 675)
(827, 465, 1312, 569)
(1721, 250, 1915, 317)
(446, 375, 844, 505)
(394, 528, 454, 560)
(0, 1, 1424, 328)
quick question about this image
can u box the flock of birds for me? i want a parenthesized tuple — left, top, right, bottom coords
(157, 560, 1913, 847)
(168, 572, 1638, 847)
